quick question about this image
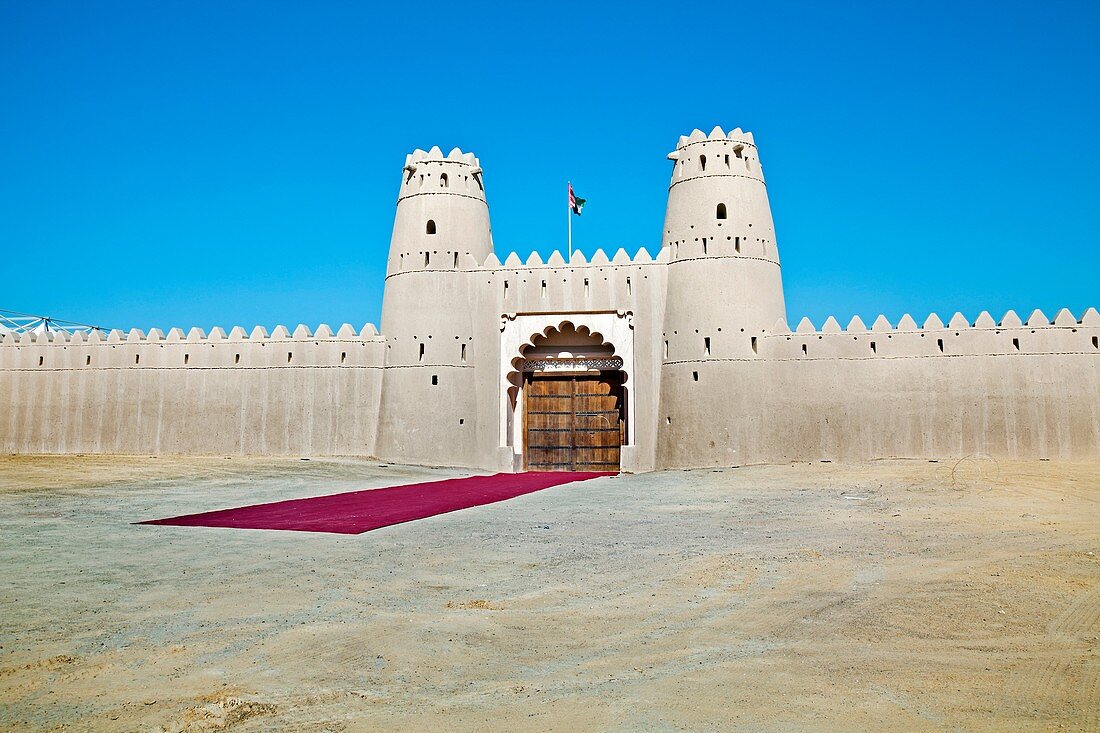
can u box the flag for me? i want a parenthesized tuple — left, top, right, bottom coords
(568, 183, 586, 216)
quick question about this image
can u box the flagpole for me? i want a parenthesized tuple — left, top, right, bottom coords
(567, 181, 572, 260)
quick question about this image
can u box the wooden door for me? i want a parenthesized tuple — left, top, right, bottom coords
(524, 373, 622, 472)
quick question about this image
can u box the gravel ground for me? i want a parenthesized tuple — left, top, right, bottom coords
(0, 455, 1096, 732)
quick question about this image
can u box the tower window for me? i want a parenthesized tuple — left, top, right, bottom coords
(419, 343, 425, 362)
(135, 354, 140, 364)
(716, 203, 727, 220)
(692, 371, 699, 382)
(85, 355, 91, 365)
(184, 353, 189, 365)
(440, 173, 448, 188)
(584, 278, 590, 297)
(426, 220, 437, 235)
(735, 236, 741, 253)
(801, 343, 807, 355)
(870, 341, 877, 353)
(461, 343, 467, 362)
(39, 356, 44, 366)
(431, 375, 438, 385)
(626, 276, 632, 295)
(287, 352, 293, 363)
(937, 338, 944, 353)
(703, 336, 711, 355)
(751, 336, 758, 354)
(699, 155, 706, 171)
(734, 145, 743, 159)
(724, 154, 730, 169)
(1012, 337, 1020, 351)
(340, 352, 346, 364)
(664, 340, 669, 359)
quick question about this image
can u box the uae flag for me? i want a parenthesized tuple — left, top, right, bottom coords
(568, 183, 586, 215)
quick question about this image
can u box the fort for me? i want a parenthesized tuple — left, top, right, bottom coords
(2, 126, 1098, 472)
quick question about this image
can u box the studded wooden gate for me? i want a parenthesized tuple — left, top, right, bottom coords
(523, 374, 623, 472)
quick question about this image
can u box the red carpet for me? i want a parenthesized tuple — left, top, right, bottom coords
(139, 472, 611, 534)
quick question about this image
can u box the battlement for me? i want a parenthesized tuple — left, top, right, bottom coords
(750, 308, 1100, 359)
(672, 126, 756, 151)
(666, 126, 763, 185)
(398, 146, 485, 201)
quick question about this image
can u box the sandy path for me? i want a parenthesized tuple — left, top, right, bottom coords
(0, 456, 1096, 731)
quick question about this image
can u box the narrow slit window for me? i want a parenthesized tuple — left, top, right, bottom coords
(702, 238, 708, 255)
(692, 371, 699, 382)
(541, 280, 547, 297)
(418, 343, 425, 362)
(38, 356, 44, 366)
(734, 145, 743, 159)
(716, 203, 727, 220)
(699, 154, 706, 171)
(504, 280, 509, 296)
(426, 220, 436, 235)
(663, 340, 669, 359)
(184, 353, 189, 365)
(340, 352, 346, 364)
(135, 354, 140, 364)
(460, 343, 467, 362)
(453, 252, 458, 268)
(1093, 336, 1098, 349)
(1012, 337, 1020, 351)
(703, 336, 711, 355)
(870, 341, 877, 353)
(86, 355, 91, 365)
(287, 352, 293, 363)
(937, 338, 944, 353)
(440, 173, 448, 188)
(751, 336, 758, 354)
(724, 154, 730, 169)
(801, 343, 807, 355)
(584, 278, 589, 297)
(431, 374, 438, 385)
(626, 276, 632, 295)
(424, 252, 430, 267)
(735, 236, 741, 253)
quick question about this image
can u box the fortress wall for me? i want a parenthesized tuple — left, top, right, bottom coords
(656, 309, 1100, 468)
(0, 324, 385, 456)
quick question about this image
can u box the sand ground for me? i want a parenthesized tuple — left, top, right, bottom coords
(0, 455, 1096, 732)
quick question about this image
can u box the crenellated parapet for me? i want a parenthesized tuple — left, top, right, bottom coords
(751, 308, 1100, 360)
(667, 126, 764, 187)
(0, 323, 386, 371)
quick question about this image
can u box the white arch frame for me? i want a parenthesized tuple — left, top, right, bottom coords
(499, 310, 635, 470)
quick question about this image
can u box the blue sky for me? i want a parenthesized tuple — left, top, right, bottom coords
(2, 0, 1097, 332)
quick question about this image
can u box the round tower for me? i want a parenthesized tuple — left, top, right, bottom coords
(656, 126, 787, 466)
(375, 145, 494, 467)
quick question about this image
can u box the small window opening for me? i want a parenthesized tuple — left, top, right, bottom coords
(703, 336, 711, 355)
(235, 353, 241, 364)
(724, 154, 730, 169)
(734, 145, 743, 159)
(38, 356, 44, 366)
(801, 343, 808, 355)
(699, 154, 706, 171)
(702, 237, 708, 254)
(472, 172, 483, 190)
(541, 280, 547, 297)
(424, 252, 430, 267)
(460, 343, 467, 362)
(1093, 336, 1098, 349)
(418, 343, 425, 362)
(735, 236, 741, 253)
(716, 203, 727, 220)
(431, 374, 438, 385)
(1012, 337, 1020, 351)
(584, 278, 590, 297)
(135, 354, 140, 364)
(666, 416, 672, 425)
(287, 352, 293, 363)
(937, 338, 944, 353)
(340, 352, 346, 364)
(440, 173, 448, 188)
(85, 355, 91, 365)
(459, 418, 464, 425)
(184, 353, 189, 365)
(453, 252, 458, 268)
(692, 371, 699, 382)
(663, 340, 669, 359)
(626, 276, 632, 295)
(870, 341, 877, 354)
(426, 220, 436, 235)
(751, 336, 758, 354)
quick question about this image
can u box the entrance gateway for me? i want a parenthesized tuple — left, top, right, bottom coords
(499, 312, 636, 474)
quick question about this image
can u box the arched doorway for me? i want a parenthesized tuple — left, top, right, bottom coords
(499, 311, 635, 473)
(518, 324, 624, 472)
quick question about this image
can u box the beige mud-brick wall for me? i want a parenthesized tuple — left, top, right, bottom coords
(656, 308, 1100, 467)
(0, 324, 385, 456)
